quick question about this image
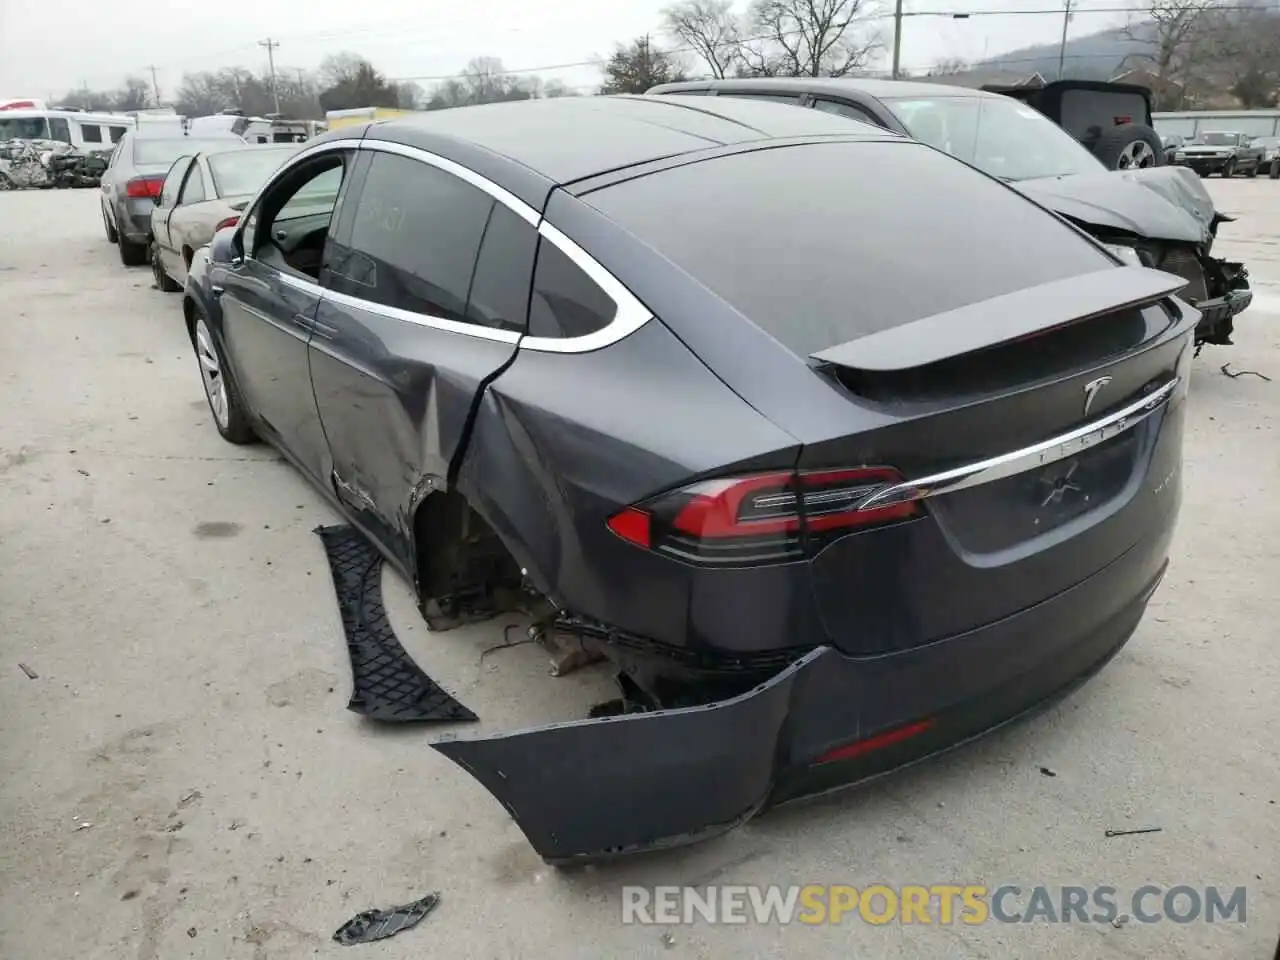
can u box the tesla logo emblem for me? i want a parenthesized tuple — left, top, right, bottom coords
(1039, 460, 1083, 507)
(1083, 376, 1113, 417)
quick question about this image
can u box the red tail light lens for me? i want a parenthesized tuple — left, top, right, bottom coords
(215, 215, 240, 232)
(125, 176, 164, 199)
(607, 467, 919, 565)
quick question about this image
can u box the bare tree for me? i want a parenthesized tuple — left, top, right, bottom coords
(739, 0, 881, 77)
(426, 58, 541, 109)
(1122, 0, 1218, 108)
(661, 0, 742, 78)
(927, 57, 971, 77)
(1199, 5, 1280, 107)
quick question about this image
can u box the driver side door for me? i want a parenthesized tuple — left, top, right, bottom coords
(217, 148, 353, 485)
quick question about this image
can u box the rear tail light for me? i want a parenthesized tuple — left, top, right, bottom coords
(215, 215, 240, 232)
(607, 467, 919, 565)
(125, 176, 164, 199)
(1114, 115, 1133, 126)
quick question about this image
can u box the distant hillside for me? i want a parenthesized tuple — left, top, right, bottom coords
(972, 22, 1159, 81)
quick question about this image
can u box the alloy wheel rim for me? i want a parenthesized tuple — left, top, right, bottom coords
(1118, 140, 1156, 169)
(195, 318, 229, 429)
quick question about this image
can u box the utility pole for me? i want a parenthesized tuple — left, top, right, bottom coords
(147, 65, 161, 106)
(891, 0, 905, 80)
(259, 38, 281, 114)
(1057, 0, 1074, 81)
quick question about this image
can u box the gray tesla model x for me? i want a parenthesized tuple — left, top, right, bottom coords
(182, 93, 1193, 863)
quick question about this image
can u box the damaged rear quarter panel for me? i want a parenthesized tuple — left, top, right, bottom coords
(308, 294, 522, 573)
(455, 317, 811, 651)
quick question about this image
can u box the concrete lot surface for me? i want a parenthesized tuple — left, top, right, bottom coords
(1, 183, 1278, 959)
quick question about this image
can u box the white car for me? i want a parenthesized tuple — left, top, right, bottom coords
(150, 144, 299, 291)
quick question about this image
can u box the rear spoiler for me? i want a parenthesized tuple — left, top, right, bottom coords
(810, 266, 1187, 373)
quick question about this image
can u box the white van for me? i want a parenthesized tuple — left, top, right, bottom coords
(188, 112, 312, 144)
(0, 106, 135, 150)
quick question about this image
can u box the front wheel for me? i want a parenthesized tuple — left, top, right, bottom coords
(1270, 159, 1280, 180)
(151, 243, 181, 292)
(192, 310, 256, 445)
(1221, 159, 1236, 178)
(1247, 161, 1259, 178)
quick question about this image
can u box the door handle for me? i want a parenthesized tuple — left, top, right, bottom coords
(290, 313, 314, 330)
(211, 285, 224, 299)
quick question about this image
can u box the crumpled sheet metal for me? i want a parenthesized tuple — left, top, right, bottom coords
(1119, 166, 1218, 243)
(332, 893, 440, 945)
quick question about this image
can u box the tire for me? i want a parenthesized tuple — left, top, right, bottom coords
(192, 308, 256, 445)
(102, 204, 118, 243)
(1093, 123, 1164, 170)
(1247, 161, 1259, 178)
(118, 232, 148, 266)
(1221, 158, 1236, 178)
(1270, 159, 1280, 180)
(0, 172, 13, 192)
(151, 243, 181, 292)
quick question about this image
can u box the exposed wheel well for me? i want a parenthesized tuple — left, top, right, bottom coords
(411, 489, 528, 631)
(183, 246, 194, 267)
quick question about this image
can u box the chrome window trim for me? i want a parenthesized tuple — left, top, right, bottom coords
(521, 221, 654, 354)
(361, 139, 540, 226)
(248, 138, 653, 354)
(857, 376, 1181, 512)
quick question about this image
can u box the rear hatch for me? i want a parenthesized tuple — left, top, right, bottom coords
(800, 268, 1192, 654)
(579, 137, 1194, 656)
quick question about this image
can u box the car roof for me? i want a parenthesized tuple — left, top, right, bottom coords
(648, 76, 1007, 102)
(360, 94, 899, 208)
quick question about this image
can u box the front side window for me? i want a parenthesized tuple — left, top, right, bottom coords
(159, 157, 193, 208)
(80, 123, 103, 143)
(0, 117, 49, 139)
(252, 154, 347, 280)
(48, 117, 71, 143)
(883, 95, 1104, 181)
(528, 240, 616, 339)
(332, 152, 494, 322)
(180, 164, 207, 204)
(208, 147, 297, 200)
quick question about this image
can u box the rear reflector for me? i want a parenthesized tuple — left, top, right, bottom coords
(814, 719, 935, 765)
(215, 215, 240, 232)
(1114, 115, 1132, 125)
(125, 176, 164, 199)
(607, 467, 919, 565)
(606, 506, 651, 548)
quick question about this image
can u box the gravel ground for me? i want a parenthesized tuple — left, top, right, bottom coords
(1, 183, 1277, 960)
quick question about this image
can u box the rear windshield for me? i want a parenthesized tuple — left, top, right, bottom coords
(133, 138, 238, 166)
(208, 147, 297, 197)
(883, 95, 1103, 181)
(584, 140, 1113, 356)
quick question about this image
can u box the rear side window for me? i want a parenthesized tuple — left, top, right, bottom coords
(80, 123, 103, 143)
(109, 125, 128, 143)
(1059, 89, 1149, 140)
(583, 139, 1113, 356)
(466, 205, 537, 332)
(340, 152, 494, 322)
(528, 241, 616, 338)
(160, 157, 192, 208)
(180, 164, 207, 204)
(812, 99, 883, 128)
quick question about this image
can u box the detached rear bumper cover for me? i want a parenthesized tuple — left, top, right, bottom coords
(434, 524, 1173, 864)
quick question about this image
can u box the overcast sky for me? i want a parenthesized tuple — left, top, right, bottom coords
(0, 0, 1139, 101)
